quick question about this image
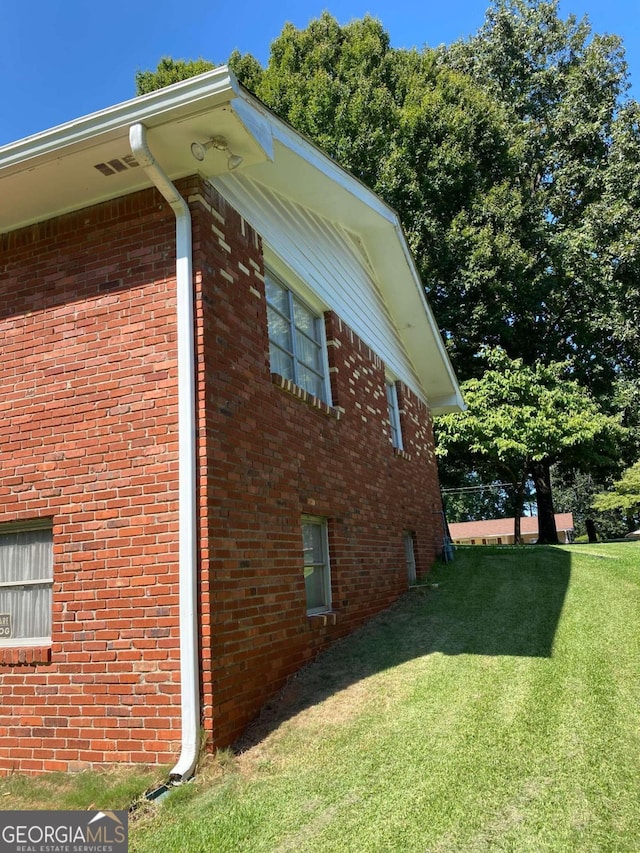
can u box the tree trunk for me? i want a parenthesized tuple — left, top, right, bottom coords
(531, 460, 559, 544)
(511, 474, 526, 545)
(513, 512, 522, 544)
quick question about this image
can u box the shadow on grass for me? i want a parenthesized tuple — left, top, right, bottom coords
(425, 544, 570, 658)
(235, 545, 570, 753)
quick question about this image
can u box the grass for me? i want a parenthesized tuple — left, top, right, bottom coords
(0, 765, 160, 811)
(2, 542, 639, 851)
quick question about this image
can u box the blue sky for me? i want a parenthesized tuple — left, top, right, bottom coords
(1, 0, 638, 146)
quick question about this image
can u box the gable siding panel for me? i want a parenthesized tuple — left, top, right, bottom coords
(214, 175, 425, 399)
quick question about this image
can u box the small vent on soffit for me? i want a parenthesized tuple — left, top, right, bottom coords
(94, 154, 139, 176)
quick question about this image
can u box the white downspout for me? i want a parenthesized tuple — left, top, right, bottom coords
(129, 123, 200, 782)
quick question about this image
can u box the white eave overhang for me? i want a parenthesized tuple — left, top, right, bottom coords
(0, 67, 463, 413)
(0, 68, 273, 236)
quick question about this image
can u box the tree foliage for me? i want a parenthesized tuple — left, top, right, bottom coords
(435, 349, 619, 541)
(441, 0, 632, 389)
(441, 473, 537, 524)
(134, 4, 639, 532)
(552, 469, 630, 540)
(592, 461, 640, 528)
(135, 57, 215, 94)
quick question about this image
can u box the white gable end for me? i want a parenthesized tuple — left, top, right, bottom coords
(215, 173, 425, 400)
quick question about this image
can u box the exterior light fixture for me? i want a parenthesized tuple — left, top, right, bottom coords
(226, 152, 243, 170)
(190, 136, 243, 171)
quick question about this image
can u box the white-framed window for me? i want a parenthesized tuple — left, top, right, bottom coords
(0, 520, 53, 646)
(404, 530, 417, 585)
(386, 380, 403, 450)
(265, 270, 330, 403)
(302, 516, 331, 614)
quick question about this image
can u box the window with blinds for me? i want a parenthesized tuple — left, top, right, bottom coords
(0, 522, 53, 646)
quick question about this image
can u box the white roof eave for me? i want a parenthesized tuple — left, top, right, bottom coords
(0, 67, 240, 172)
(1, 67, 464, 412)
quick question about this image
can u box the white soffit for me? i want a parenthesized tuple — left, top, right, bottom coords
(0, 69, 270, 234)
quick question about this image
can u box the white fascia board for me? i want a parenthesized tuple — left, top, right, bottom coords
(271, 120, 395, 223)
(229, 97, 274, 162)
(0, 67, 239, 172)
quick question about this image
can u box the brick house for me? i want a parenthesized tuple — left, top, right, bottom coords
(448, 513, 575, 545)
(0, 68, 464, 776)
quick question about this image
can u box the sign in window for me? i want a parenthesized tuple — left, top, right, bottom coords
(0, 613, 11, 639)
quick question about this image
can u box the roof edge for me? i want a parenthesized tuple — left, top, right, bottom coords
(0, 66, 239, 171)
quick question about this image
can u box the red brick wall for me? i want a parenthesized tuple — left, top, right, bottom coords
(0, 190, 183, 773)
(0, 177, 444, 773)
(189, 181, 443, 749)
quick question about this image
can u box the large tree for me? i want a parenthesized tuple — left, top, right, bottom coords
(441, 0, 633, 388)
(437, 1, 638, 529)
(135, 4, 639, 530)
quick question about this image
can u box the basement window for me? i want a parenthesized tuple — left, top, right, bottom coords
(0, 521, 53, 646)
(404, 531, 417, 585)
(302, 517, 332, 614)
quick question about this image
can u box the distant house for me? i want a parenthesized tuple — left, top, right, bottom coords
(449, 513, 574, 545)
(0, 68, 464, 775)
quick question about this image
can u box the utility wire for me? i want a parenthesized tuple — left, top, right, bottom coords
(441, 483, 516, 494)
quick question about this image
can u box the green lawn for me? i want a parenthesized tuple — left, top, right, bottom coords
(3, 543, 639, 851)
(127, 542, 639, 852)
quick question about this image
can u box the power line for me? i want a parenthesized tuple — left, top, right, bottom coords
(441, 483, 520, 494)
